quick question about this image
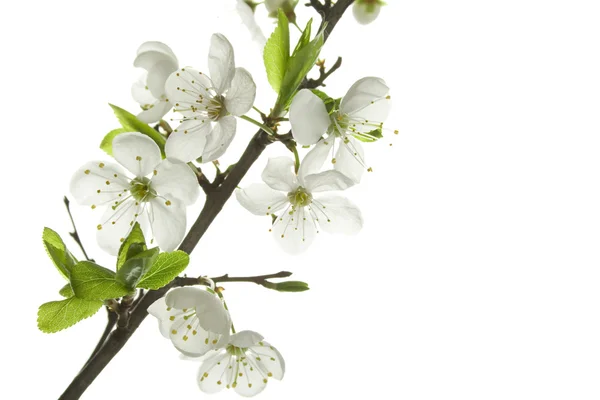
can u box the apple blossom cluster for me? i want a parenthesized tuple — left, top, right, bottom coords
(39, 2, 392, 398)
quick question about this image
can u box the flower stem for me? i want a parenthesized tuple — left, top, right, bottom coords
(240, 114, 276, 136)
(216, 290, 237, 334)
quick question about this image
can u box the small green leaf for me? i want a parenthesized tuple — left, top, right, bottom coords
(115, 247, 160, 289)
(137, 251, 190, 290)
(263, 9, 290, 93)
(108, 104, 166, 155)
(70, 261, 131, 301)
(270, 280, 310, 292)
(116, 222, 147, 270)
(37, 297, 103, 333)
(292, 18, 312, 55)
(42, 227, 77, 279)
(274, 27, 324, 116)
(59, 284, 74, 298)
(354, 127, 384, 143)
(100, 128, 129, 156)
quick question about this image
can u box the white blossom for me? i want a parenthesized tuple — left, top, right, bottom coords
(235, 0, 267, 48)
(265, 0, 298, 17)
(236, 154, 363, 254)
(353, 0, 385, 25)
(197, 330, 285, 397)
(131, 41, 179, 123)
(289, 77, 391, 183)
(165, 33, 256, 163)
(70, 132, 199, 255)
(148, 287, 232, 357)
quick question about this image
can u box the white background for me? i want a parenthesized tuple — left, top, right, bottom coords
(1, 0, 600, 399)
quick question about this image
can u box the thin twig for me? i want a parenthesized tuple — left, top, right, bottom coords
(63, 196, 93, 262)
(306, 57, 343, 88)
(188, 163, 213, 194)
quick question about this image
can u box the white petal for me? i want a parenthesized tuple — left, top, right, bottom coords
(164, 67, 215, 116)
(198, 350, 233, 393)
(137, 100, 172, 124)
(70, 161, 129, 206)
(148, 297, 182, 338)
(131, 72, 158, 106)
(272, 206, 317, 254)
(265, 0, 288, 13)
(166, 287, 215, 309)
(112, 132, 162, 177)
(202, 116, 236, 163)
(151, 158, 199, 205)
(148, 196, 186, 252)
(96, 199, 142, 255)
(334, 136, 366, 183)
(233, 356, 268, 397)
(261, 157, 298, 192)
(340, 77, 390, 120)
(289, 89, 330, 146)
(312, 195, 363, 234)
(352, 2, 381, 25)
(208, 33, 236, 94)
(134, 42, 178, 69)
(165, 120, 211, 163)
(297, 138, 334, 182)
(230, 330, 264, 348)
(236, 0, 267, 47)
(170, 315, 222, 357)
(146, 60, 178, 99)
(303, 170, 355, 193)
(248, 340, 285, 380)
(224, 67, 256, 116)
(236, 183, 289, 216)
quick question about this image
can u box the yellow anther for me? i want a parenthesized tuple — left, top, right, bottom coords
(97, 225, 102, 230)
(169, 316, 175, 321)
(91, 205, 96, 209)
(171, 329, 177, 335)
(165, 200, 172, 206)
(136, 156, 142, 161)
(99, 163, 105, 168)
(84, 169, 90, 174)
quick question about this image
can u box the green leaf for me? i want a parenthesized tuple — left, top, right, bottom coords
(354, 127, 384, 143)
(263, 9, 290, 93)
(137, 251, 190, 290)
(115, 247, 160, 289)
(70, 261, 131, 301)
(42, 227, 77, 279)
(274, 27, 324, 116)
(59, 284, 74, 298)
(108, 104, 166, 155)
(38, 297, 103, 333)
(99, 127, 129, 156)
(292, 18, 312, 55)
(116, 222, 147, 270)
(270, 280, 310, 292)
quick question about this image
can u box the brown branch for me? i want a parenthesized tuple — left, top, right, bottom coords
(64, 196, 93, 262)
(58, 2, 355, 398)
(306, 57, 342, 88)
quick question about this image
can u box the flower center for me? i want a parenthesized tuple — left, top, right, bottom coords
(287, 187, 312, 207)
(130, 177, 156, 201)
(331, 112, 350, 137)
(207, 95, 227, 121)
(226, 344, 246, 357)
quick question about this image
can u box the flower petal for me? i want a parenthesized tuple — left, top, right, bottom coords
(137, 100, 172, 124)
(208, 33, 236, 94)
(151, 159, 199, 205)
(289, 89, 330, 146)
(165, 120, 211, 163)
(70, 161, 129, 206)
(352, 2, 381, 25)
(96, 199, 142, 255)
(166, 287, 214, 309)
(272, 206, 317, 254)
(334, 136, 366, 183)
(261, 157, 298, 192)
(202, 116, 236, 163)
(248, 340, 285, 380)
(236, 0, 267, 47)
(170, 315, 222, 357)
(230, 330, 264, 348)
(312, 195, 363, 234)
(303, 170, 355, 193)
(165, 67, 215, 117)
(148, 196, 186, 252)
(131, 72, 158, 106)
(340, 77, 390, 120)
(297, 138, 334, 182)
(148, 297, 182, 338)
(146, 60, 178, 99)
(233, 357, 269, 397)
(112, 132, 162, 177)
(198, 350, 233, 393)
(236, 183, 289, 216)
(224, 67, 256, 116)
(134, 41, 178, 71)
